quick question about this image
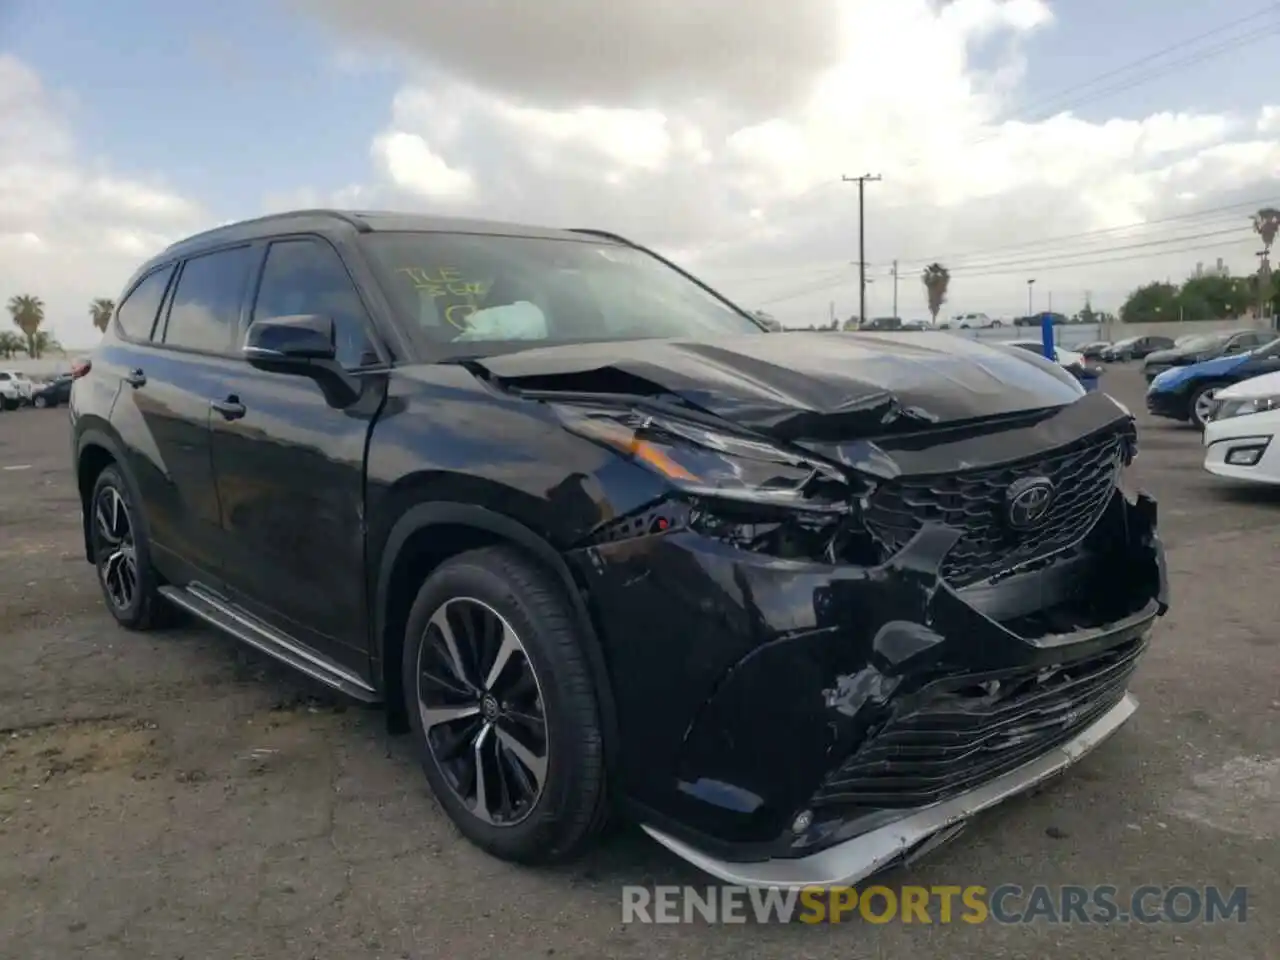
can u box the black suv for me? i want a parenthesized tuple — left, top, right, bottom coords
(70, 210, 1168, 889)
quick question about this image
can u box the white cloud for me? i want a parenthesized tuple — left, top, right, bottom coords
(0, 55, 204, 349)
(294, 0, 1279, 323)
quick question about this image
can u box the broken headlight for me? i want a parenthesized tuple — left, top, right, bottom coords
(560, 405, 882, 564)
(557, 405, 861, 511)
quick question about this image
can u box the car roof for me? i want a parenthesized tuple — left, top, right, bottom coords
(155, 209, 622, 264)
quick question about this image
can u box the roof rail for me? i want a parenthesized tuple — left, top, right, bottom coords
(164, 209, 371, 251)
(567, 228, 639, 248)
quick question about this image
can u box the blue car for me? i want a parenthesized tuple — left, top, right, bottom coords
(1146, 336, 1280, 428)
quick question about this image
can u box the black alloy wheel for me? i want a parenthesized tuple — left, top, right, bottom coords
(89, 465, 175, 630)
(94, 482, 140, 614)
(415, 596, 548, 826)
(402, 547, 608, 864)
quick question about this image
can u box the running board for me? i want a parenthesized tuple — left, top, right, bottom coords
(158, 584, 379, 703)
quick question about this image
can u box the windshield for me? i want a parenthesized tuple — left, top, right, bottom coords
(361, 231, 763, 357)
(1179, 334, 1227, 351)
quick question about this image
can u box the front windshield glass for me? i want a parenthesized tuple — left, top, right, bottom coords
(361, 231, 763, 357)
(1180, 334, 1227, 351)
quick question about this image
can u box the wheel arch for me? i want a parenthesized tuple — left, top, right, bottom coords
(74, 425, 132, 563)
(373, 501, 619, 766)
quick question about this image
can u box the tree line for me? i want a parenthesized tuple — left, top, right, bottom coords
(2, 295, 115, 360)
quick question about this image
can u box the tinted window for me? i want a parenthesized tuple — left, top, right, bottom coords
(252, 239, 379, 368)
(116, 265, 175, 341)
(162, 247, 253, 353)
(362, 231, 761, 359)
(0, 373, 9, 381)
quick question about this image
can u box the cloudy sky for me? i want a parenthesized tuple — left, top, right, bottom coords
(3, 0, 1279, 346)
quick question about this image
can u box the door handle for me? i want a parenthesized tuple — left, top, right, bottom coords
(210, 396, 246, 421)
(124, 369, 146, 388)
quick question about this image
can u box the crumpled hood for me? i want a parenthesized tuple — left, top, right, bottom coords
(474, 331, 1085, 439)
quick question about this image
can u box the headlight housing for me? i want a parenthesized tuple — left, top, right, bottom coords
(1211, 395, 1280, 421)
(556, 404, 861, 512)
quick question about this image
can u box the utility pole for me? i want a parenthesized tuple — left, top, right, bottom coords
(843, 173, 882, 326)
(1026, 278, 1036, 316)
(890, 260, 899, 318)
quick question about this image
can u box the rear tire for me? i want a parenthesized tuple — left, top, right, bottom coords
(89, 465, 176, 630)
(402, 546, 607, 865)
(33, 395, 47, 408)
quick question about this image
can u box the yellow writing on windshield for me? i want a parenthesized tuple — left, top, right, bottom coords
(396, 266, 486, 299)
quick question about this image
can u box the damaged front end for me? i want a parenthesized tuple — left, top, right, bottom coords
(556, 389, 1167, 890)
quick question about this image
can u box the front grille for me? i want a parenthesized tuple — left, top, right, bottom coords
(810, 638, 1143, 811)
(864, 425, 1126, 586)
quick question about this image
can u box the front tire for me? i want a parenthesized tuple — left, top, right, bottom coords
(402, 546, 607, 865)
(89, 465, 175, 630)
(1188, 382, 1222, 430)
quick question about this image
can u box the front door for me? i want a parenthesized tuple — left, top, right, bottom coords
(208, 236, 387, 673)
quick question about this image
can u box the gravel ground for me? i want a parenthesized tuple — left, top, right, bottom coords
(1, 366, 1277, 959)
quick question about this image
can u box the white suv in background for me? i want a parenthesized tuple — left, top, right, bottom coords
(0, 370, 33, 410)
(952, 312, 1002, 329)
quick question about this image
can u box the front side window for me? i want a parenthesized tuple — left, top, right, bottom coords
(361, 231, 761, 358)
(162, 246, 254, 353)
(116, 264, 176, 341)
(252, 239, 379, 368)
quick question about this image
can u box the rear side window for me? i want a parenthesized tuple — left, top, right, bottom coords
(253, 239, 379, 368)
(162, 246, 254, 353)
(116, 265, 175, 341)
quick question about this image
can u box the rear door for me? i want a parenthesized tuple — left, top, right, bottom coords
(208, 235, 386, 667)
(108, 245, 256, 588)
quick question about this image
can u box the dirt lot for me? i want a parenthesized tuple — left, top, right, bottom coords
(2, 368, 1278, 959)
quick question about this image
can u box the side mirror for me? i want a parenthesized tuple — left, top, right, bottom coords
(243, 314, 336, 365)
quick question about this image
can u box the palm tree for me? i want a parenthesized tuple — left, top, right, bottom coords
(90, 298, 115, 333)
(922, 263, 951, 324)
(31, 330, 63, 357)
(0, 331, 23, 359)
(1252, 208, 1280, 319)
(7, 293, 45, 358)
(1252, 207, 1280, 252)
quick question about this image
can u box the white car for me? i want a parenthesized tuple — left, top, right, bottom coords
(0, 370, 32, 409)
(1002, 340, 1085, 368)
(1203, 370, 1280, 485)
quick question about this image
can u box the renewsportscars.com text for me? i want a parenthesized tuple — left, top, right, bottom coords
(621, 884, 1248, 925)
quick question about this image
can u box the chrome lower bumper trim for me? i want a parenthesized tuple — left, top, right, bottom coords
(642, 691, 1138, 890)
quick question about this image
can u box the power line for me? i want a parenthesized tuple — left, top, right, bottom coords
(1006, 3, 1279, 121)
(894, 196, 1279, 271)
(758, 232, 1257, 306)
(942, 227, 1254, 274)
(691, 6, 1280, 264)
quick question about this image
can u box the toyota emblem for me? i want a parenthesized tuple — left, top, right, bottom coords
(1004, 476, 1056, 530)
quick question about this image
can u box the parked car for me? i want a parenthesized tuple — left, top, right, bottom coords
(1101, 335, 1174, 362)
(1145, 337, 1280, 428)
(1013, 312, 1068, 327)
(952, 312, 1002, 328)
(860, 316, 902, 331)
(1202, 369, 1280, 485)
(1141, 329, 1274, 383)
(0, 372, 23, 410)
(70, 209, 1167, 889)
(1002, 340, 1099, 385)
(0, 369, 34, 408)
(1078, 341, 1111, 360)
(31, 374, 73, 408)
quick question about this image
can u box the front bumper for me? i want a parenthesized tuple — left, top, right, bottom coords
(1145, 386, 1191, 421)
(572, 485, 1167, 879)
(643, 691, 1136, 889)
(1203, 413, 1280, 483)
